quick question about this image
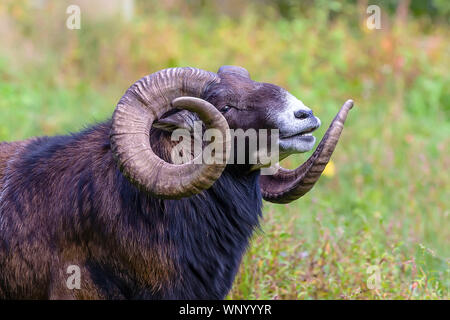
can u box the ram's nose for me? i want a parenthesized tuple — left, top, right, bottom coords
(294, 109, 314, 120)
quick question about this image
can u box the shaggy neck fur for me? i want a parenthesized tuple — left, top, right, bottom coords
(0, 121, 262, 299)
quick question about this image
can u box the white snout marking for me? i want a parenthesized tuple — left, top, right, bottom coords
(275, 92, 321, 133)
(278, 92, 313, 128)
(275, 91, 321, 154)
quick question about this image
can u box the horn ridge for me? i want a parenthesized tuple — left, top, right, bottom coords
(111, 68, 229, 199)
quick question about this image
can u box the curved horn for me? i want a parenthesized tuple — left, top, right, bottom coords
(260, 100, 354, 204)
(110, 67, 230, 199)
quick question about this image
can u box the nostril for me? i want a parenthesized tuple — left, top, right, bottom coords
(294, 110, 313, 120)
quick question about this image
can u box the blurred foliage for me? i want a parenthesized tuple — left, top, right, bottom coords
(266, 0, 450, 21)
(0, 0, 448, 299)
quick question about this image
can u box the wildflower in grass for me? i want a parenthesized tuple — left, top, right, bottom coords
(323, 160, 335, 177)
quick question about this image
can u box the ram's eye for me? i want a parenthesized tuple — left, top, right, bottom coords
(221, 105, 232, 113)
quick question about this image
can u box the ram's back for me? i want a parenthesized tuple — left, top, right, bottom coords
(0, 140, 33, 189)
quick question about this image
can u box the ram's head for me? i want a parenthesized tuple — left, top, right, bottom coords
(110, 66, 353, 202)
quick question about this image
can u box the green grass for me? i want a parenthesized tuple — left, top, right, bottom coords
(0, 2, 448, 299)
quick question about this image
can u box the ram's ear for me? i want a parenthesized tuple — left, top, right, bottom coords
(153, 109, 200, 132)
(218, 65, 251, 79)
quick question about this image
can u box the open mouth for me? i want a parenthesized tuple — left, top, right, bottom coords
(278, 119, 321, 153)
(280, 124, 320, 140)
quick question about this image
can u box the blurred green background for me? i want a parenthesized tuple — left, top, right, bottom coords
(0, 0, 448, 299)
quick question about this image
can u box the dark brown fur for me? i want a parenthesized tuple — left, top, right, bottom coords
(0, 122, 262, 299)
(0, 70, 292, 299)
